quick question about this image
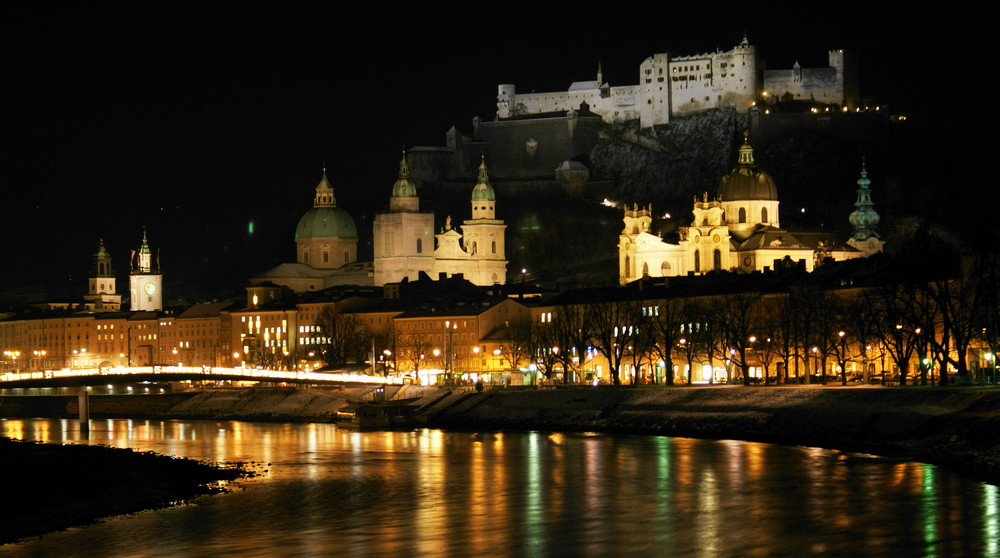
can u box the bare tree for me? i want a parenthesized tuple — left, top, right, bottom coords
(315, 305, 370, 368)
(647, 297, 685, 385)
(588, 297, 643, 385)
(711, 292, 761, 386)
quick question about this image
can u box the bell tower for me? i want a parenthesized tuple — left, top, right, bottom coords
(85, 238, 122, 311)
(129, 228, 163, 311)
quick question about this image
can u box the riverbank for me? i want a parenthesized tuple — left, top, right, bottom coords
(0, 438, 253, 545)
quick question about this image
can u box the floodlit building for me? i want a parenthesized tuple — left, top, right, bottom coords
(619, 134, 881, 284)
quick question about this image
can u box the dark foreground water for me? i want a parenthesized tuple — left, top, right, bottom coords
(1, 418, 997, 557)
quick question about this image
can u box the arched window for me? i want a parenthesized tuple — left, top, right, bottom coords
(761, 207, 768, 223)
(491, 241, 497, 254)
(713, 249, 722, 270)
(660, 261, 671, 275)
(694, 250, 700, 273)
(738, 207, 747, 223)
(416, 238, 423, 253)
(625, 255, 632, 277)
(642, 262, 649, 277)
(470, 241, 477, 255)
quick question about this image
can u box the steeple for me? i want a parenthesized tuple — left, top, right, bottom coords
(313, 165, 337, 207)
(136, 227, 153, 273)
(597, 60, 603, 85)
(849, 158, 881, 241)
(470, 154, 496, 220)
(737, 131, 755, 166)
(91, 238, 113, 278)
(389, 150, 420, 213)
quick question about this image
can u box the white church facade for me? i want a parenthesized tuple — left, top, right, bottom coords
(619, 134, 882, 284)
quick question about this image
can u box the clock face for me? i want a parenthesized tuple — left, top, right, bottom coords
(144, 282, 157, 295)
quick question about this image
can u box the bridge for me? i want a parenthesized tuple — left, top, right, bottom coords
(0, 366, 403, 389)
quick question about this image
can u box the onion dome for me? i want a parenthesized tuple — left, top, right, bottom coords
(849, 159, 881, 240)
(717, 132, 778, 201)
(471, 155, 496, 202)
(295, 168, 358, 240)
(391, 151, 417, 198)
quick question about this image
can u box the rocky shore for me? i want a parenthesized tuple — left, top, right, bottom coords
(0, 438, 252, 545)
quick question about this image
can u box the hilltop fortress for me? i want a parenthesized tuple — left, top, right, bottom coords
(497, 35, 858, 128)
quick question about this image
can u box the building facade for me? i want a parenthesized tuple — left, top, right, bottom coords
(498, 36, 856, 128)
(619, 134, 879, 284)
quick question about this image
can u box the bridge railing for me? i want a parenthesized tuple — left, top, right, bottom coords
(0, 366, 403, 385)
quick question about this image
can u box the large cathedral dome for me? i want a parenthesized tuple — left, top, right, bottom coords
(717, 134, 778, 202)
(295, 171, 358, 241)
(295, 207, 358, 240)
(295, 169, 358, 269)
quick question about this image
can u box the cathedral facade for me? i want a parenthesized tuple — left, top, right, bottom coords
(256, 154, 508, 292)
(374, 154, 507, 287)
(619, 134, 881, 284)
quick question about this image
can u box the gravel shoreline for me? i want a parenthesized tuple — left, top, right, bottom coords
(0, 438, 253, 546)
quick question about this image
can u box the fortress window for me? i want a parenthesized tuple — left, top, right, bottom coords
(645, 79, 651, 84)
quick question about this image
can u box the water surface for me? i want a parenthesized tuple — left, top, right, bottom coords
(2, 418, 996, 557)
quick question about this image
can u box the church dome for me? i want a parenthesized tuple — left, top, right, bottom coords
(717, 134, 778, 202)
(295, 170, 358, 240)
(296, 207, 358, 240)
(471, 156, 496, 201)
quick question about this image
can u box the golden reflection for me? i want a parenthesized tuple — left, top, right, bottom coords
(985, 484, 998, 557)
(696, 466, 720, 558)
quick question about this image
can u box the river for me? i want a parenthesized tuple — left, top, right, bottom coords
(1, 418, 997, 557)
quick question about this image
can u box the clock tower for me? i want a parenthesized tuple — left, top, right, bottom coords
(129, 228, 163, 311)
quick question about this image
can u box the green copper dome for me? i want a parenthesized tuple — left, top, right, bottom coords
(717, 133, 778, 202)
(392, 152, 417, 197)
(471, 155, 496, 201)
(295, 170, 358, 240)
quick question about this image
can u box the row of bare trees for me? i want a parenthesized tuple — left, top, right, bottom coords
(503, 255, 999, 387)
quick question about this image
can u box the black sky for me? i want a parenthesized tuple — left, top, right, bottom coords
(1, 5, 989, 291)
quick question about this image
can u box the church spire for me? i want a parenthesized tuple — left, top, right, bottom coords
(471, 153, 496, 220)
(313, 165, 337, 207)
(391, 149, 417, 198)
(389, 149, 419, 213)
(849, 158, 881, 241)
(737, 131, 755, 166)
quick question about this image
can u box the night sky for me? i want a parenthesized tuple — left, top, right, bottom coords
(1, 6, 989, 294)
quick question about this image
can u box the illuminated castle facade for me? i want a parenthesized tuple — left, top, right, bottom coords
(498, 36, 856, 128)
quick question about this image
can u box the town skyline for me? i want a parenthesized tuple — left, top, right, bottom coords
(2, 7, 990, 292)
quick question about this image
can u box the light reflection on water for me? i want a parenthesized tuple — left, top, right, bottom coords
(1, 418, 997, 557)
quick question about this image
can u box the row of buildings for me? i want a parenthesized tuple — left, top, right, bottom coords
(2, 251, 994, 387)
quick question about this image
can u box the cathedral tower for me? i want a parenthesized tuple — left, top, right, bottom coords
(129, 228, 162, 311)
(373, 152, 435, 285)
(458, 156, 507, 284)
